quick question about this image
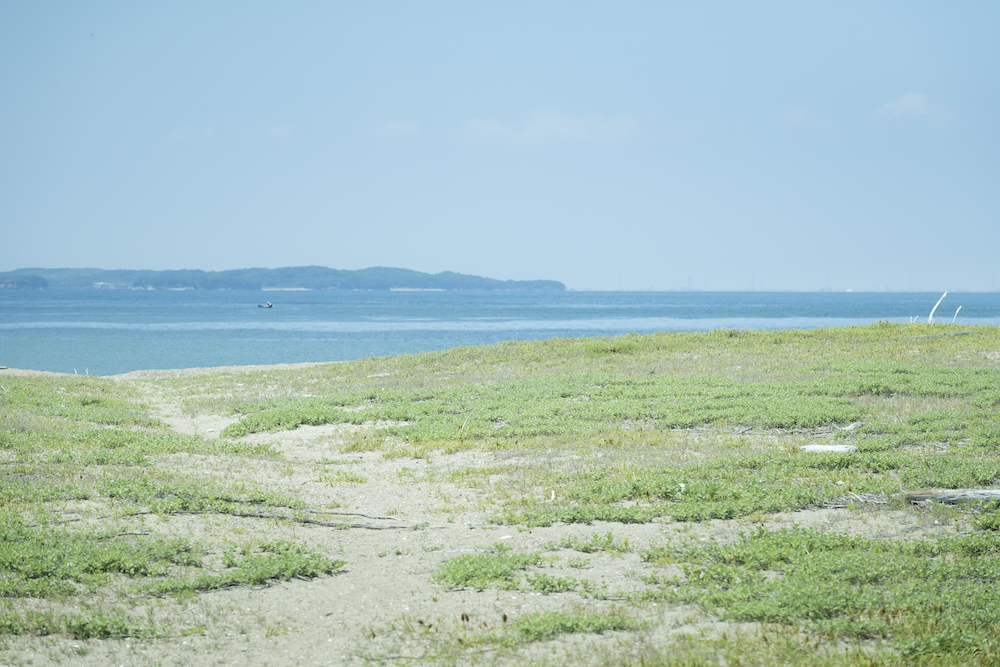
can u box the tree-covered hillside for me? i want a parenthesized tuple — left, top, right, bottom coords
(0, 266, 565, 291)
(0, 274, 48, 289)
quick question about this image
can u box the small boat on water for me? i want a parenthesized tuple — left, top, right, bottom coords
(258, 301, 273, 308)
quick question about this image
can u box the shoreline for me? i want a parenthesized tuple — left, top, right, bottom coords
(0, 361, 331, 380)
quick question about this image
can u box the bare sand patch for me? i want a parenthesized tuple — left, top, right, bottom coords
(0, 367, 76, 378)
(110, 361, 329, 381)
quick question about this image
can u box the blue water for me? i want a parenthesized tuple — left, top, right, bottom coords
(1, 290, 997, 376)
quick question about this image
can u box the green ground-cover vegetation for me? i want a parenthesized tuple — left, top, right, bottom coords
(219, 363, 1000, 446)
(639, 527, 1000, 657)
(3, 322, 1000, 664)
(162, 323, 997, 414)
(355, 323, 1000, 665)
(212, 325, 1000, 533)
(365, 606, 646, 661)
(0, 374, 344, 640)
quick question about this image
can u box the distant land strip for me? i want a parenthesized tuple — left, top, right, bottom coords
(0, 266, 565, 292)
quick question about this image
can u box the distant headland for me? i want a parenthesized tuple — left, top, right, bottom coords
(0, 266, 565, 292)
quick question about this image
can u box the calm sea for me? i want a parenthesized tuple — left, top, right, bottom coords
(1, 290, 997, 376)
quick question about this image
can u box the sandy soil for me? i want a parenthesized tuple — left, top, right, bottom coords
(0, 368, 76, 378)
(111, 362, 328, 381)
(0, 364, 951, 666)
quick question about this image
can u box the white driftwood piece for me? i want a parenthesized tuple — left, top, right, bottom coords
(833, 422, 862, 431)
(928, 291, 948, 323)
(800, 444, 858, 453)
(905, 489, 1000, 504)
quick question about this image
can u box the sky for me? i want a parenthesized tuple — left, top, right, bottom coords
(1, 2, 998, 292)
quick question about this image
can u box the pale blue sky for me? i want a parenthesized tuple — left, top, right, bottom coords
(2, 2, 997, 291)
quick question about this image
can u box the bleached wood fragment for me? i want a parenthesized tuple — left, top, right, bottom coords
(833, 422, 862, 431)
(905, 489, 1000, 504)
(928, 291, 947, 323)
(800, 444, 858, 453)
(822, 493, 888, 508)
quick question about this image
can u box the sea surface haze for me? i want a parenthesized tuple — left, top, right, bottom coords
(2, 290, 998, 376)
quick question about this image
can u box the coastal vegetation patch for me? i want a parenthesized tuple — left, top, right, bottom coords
(3, 322, 1000, 664)
(0, 374, 344, 641)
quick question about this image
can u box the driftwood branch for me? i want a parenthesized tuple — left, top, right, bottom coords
(911, 331, 971, 339)
(822, 493, 888, 508)
(928, 291, 948, 324)
(301, 508, 397, 520)
(832, 422, 862, 431)
(233, 509, 417, 530)
(197, 498, 399, 521)
(905, 489, 1000, 505)
(35, 507, 418, 530)
(801, 444, 858, 453)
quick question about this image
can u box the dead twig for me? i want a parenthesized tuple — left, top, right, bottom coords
(911, 331, 971, 339)
(239, 510, 417, 530)
(302, 508, 397, 520)
(36, 509, 426, 530)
